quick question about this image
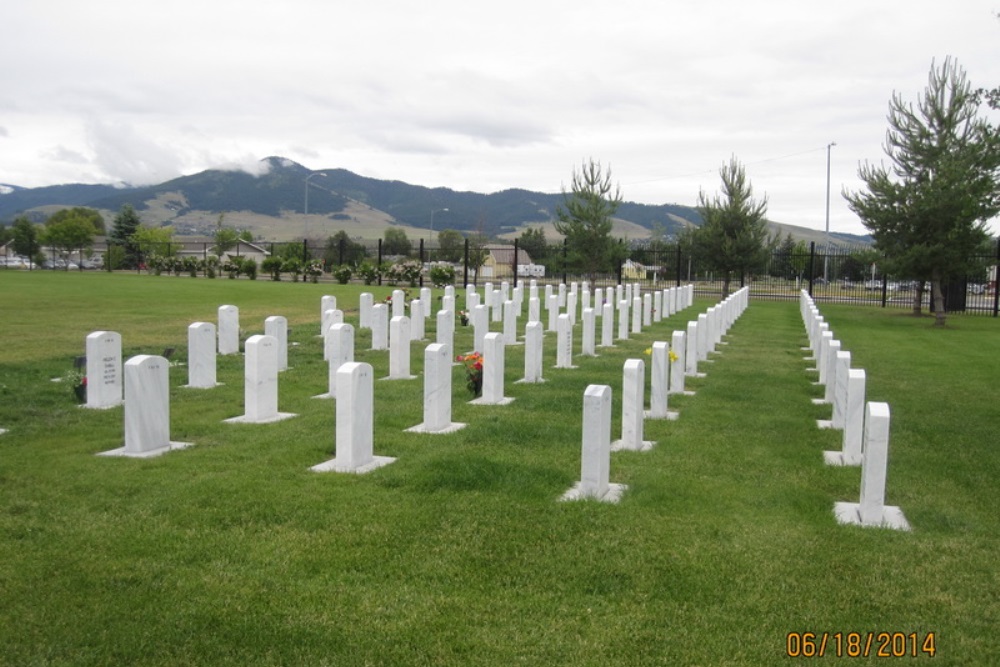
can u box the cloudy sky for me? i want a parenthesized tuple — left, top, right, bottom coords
(1, 0, 997, 235)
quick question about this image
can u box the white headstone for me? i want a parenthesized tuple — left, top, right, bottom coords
(685, 321, 700, 376)
(470, 333, 513, 405)
(186, 322, 217, 389)
(410, 299, 425, 341)
(581, 307, 596, 357)
(370, 303, 389, 351)
(406, 343, 467, 434)
(669, 330, 687, 395)
(225, 334, 295, 424)
(359, 293, 374, 329)
(264, 315, 288, 371)
(391, 289, 405, 319)
(555, 313, 576, 369)
(642, 294, 653, 327)
(503, 300, 520, 345)
(646, 341, 678, 420)
(320, 295, 337, 334)
(436, 309, 454, 350)
(387, 316, 415, 380)
(311, 362, 396, 474)
(85, 331, 123, 409)
(218, 305, 240, 355)
(824, 368, 866, 466)
(547, 294, 559, 332)
(519, 321, 545, 384)
(617, 300, 630, 340)
(600, 302, 614, 348)
(631, 296, 642, 334)
(560, 384, 627, 503)
(322, 309, 344, 360)
(420, 287, 432, 317)
(612, 359, 654, 451)
(653, 291, 663, 323)
(98, 354, 192, 458)
(834, 402, 909, 530)
(472, 304, 489, 353)
(528, 296, 541, 324)
(316, 323, 354, 399)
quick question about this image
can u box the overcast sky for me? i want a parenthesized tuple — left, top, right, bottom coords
(1, 0, 997, 235)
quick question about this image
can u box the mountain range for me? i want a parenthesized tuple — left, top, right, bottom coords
(0, 156, 870, 245)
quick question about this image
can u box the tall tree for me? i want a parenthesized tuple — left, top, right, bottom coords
(11, 216, 41, 266)
(466, 231, 490, 286)
(554, 159, 623, 280)
(325, 230, 367, 266)
(517, 227, 549, 267)
(845, 58, 1000, 325)
(46, 207, 105, 234)
(383, 227, 412, 256)
(108, 204, 143, 268)
(694, 156, 773, 297)
(40, 211, 98, 261)
(436, 229, 465, 263)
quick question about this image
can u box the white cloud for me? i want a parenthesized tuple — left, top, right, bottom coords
(0, 0, 997, 235)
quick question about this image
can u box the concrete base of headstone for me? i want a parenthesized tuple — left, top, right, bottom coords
(644, 410, 679, 421)
(559, 481, 628, 503)
(514, 378, 546, 385)
(182, 383, 222, 389)
(811, 398, 830, 405)
(610, 439, 655, 452)
(817, 419, 834, 429)
(381, 374, 417, 381)
(554, 364, 579, 370)
(469, 396, 515, 406)
(833, 501, 910, 531)
(223, 412, 297, 425)
(80, 402, 121, 411)
(312, 392, 333, 400)
(686, 372, 707, 379)
(405, 421, 467, 435)
(310, 455, 397, 474)
(97, 441, 193, 459)
(823, 451, 862, 467)
(0, 428, 8, 436)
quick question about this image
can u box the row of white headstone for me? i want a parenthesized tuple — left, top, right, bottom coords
(82, 280, 697, 468)
(800, 291, 910, 531)
(563, 287, 752, 502)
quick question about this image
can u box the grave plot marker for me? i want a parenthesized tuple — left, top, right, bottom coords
(314, 323, 354, 399)
(470, 333, 514, 406)
(311, 362, 396, 474)
(834, 402, 910, 530)
(646, 341, 679, 421)
(84, 331, 123, 410)
(612, 359, 655, 451)
(406, 344, 467, 434)
(560, 384, 627, 503)
(224, 335, 296, 424)
(823, 369, 866, 466)
(185, 322, 218, 389)
(218, 305, 240, 355)
(97, 355, 192, 458)
(517, 321, 545, 384)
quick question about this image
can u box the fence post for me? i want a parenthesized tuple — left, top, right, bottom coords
(993, 239, 999, 318)
(463, 238, 469, 287)
(419, 239, 425, 287)
(302, 239, 308, 263)
(513, 239, 520, 288)
(675, 245, 682, 287)
(807, 242, 815, 297)
(377, 238, 383, 286)
(562, 239, 568, 284)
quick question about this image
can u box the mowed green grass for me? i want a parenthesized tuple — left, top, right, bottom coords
(0, 272, 997, 665)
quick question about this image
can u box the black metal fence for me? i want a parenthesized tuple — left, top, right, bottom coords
(4, 236, 998, 317)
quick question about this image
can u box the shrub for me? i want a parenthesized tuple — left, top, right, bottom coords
(282, 258, 303, 283)
(332, 265, 353, 284)
(261, 256, 283, 281)
(429, 264, 456, 287)
(242, 258, 258, 281)
(356, 261, 380, 285)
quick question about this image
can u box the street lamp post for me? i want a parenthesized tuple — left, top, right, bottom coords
(304, 172, 327, 240)
(823, 142, 836, 282)
(429, 208, 448, 241)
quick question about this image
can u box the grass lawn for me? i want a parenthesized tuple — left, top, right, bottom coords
(0, 272, 997, 665)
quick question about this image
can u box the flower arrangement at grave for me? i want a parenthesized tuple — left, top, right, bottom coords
(458, 310, 469, 326)
(456, 352, 483, 396)
(66, 369, 87, 403)
(669, 348, 679, 363)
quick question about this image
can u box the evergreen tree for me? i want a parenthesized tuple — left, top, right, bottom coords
(845, 58, 1000, 325)
(694, 156, 773, 297)
(554, 159, 623, 280)
(109, 204, 143, 268)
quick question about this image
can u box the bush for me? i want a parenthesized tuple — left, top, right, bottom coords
(261, 256, 283, 281)
(332, 265, 353, 284)
(429, 264, 456, 287)
(387, 260, 423, 287)
(282, 258, 303, 282)
(304, 260, 323, 284)
(182, 256, 200, 277)
(356, 261, 380, 285)
(242, 258, 258, 281)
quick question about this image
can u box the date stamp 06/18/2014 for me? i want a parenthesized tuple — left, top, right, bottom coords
(786, 632, 937, 658)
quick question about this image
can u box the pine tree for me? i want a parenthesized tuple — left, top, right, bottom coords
(845, 58, 1000, 326)
(554, 159, 623, 281)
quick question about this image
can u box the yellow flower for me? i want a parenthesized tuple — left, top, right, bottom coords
(644, 347, 652, 356)
(669, 349, 679, 363)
